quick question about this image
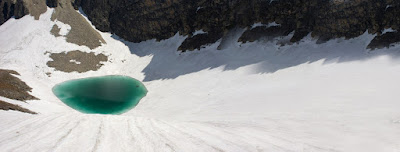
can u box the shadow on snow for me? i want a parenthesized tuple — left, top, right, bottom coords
(111, 30, 400, 82)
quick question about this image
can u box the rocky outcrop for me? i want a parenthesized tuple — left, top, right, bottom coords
(368, 31, 400, 49)
(178, 32, 223, 51)
(51, 0, 106, 49)
(24, 0, 47, 20)
(0, 100, 37, 114)
(0, 69, 37, 114)
(238, 26, 294, 43)
(0, 69, 38, 101)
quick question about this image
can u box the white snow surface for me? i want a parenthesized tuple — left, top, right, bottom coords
(53, 20, 71, 36)
(192, 29, 207, 36)
(382, 28, 397, 34)
(69, 59, 81, 64)
(1, 8, 400, 152)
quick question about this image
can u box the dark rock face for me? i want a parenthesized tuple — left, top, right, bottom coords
(72, 0, 400, 51)
(178, 31, 224, 51)
(368, 32, 400, 49)
(75, 0, 112, 32)
(1, 0, 47, 24)
(46, 0, 58, 8)
(0, 0, 28, 25)
(238, 26, 294, 43)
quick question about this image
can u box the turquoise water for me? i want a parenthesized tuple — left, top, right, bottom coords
(53, 75, 147, 115)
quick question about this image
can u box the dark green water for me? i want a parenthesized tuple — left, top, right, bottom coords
(52, 75, 147, 115)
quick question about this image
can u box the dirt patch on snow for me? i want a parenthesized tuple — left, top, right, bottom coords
(0, 100, 36, 114)
(51, 0, 105, 49)
(47, 50, 108, 73)
(0, 69, 38, 101)
(50, 24, 61, 37)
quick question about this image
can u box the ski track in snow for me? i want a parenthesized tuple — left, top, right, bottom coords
(0, 114, 347, 152)
(1, 8, 400, 152)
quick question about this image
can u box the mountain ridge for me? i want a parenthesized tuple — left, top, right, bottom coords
(1, 0, 400, 50)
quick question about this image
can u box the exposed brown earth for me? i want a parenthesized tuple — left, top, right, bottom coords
(0, 69, 38, 101)
(51, 0, 105, 49)
(47, 50, 108, 73)
(0, 100, 36, 114)
(50, 24, 61, 37)
(23, 0, 47, 20)
(0, 69, 37, 114)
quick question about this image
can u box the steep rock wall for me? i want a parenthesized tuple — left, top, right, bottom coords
(0, 0, 28, 25)
(73, 0, 400, 51)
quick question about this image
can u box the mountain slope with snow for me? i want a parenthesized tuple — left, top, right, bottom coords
(1, 8, 400, 152)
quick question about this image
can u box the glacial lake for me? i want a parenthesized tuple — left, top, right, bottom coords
(52, 75, 147, 114)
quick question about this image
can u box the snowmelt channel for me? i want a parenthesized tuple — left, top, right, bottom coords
(52, 75, 147, 114)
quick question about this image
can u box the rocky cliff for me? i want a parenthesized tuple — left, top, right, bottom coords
(2, 0, 400, 51)
(0, 0, 28, 25)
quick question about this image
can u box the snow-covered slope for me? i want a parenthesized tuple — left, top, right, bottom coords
(1, 9, 400, 152)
